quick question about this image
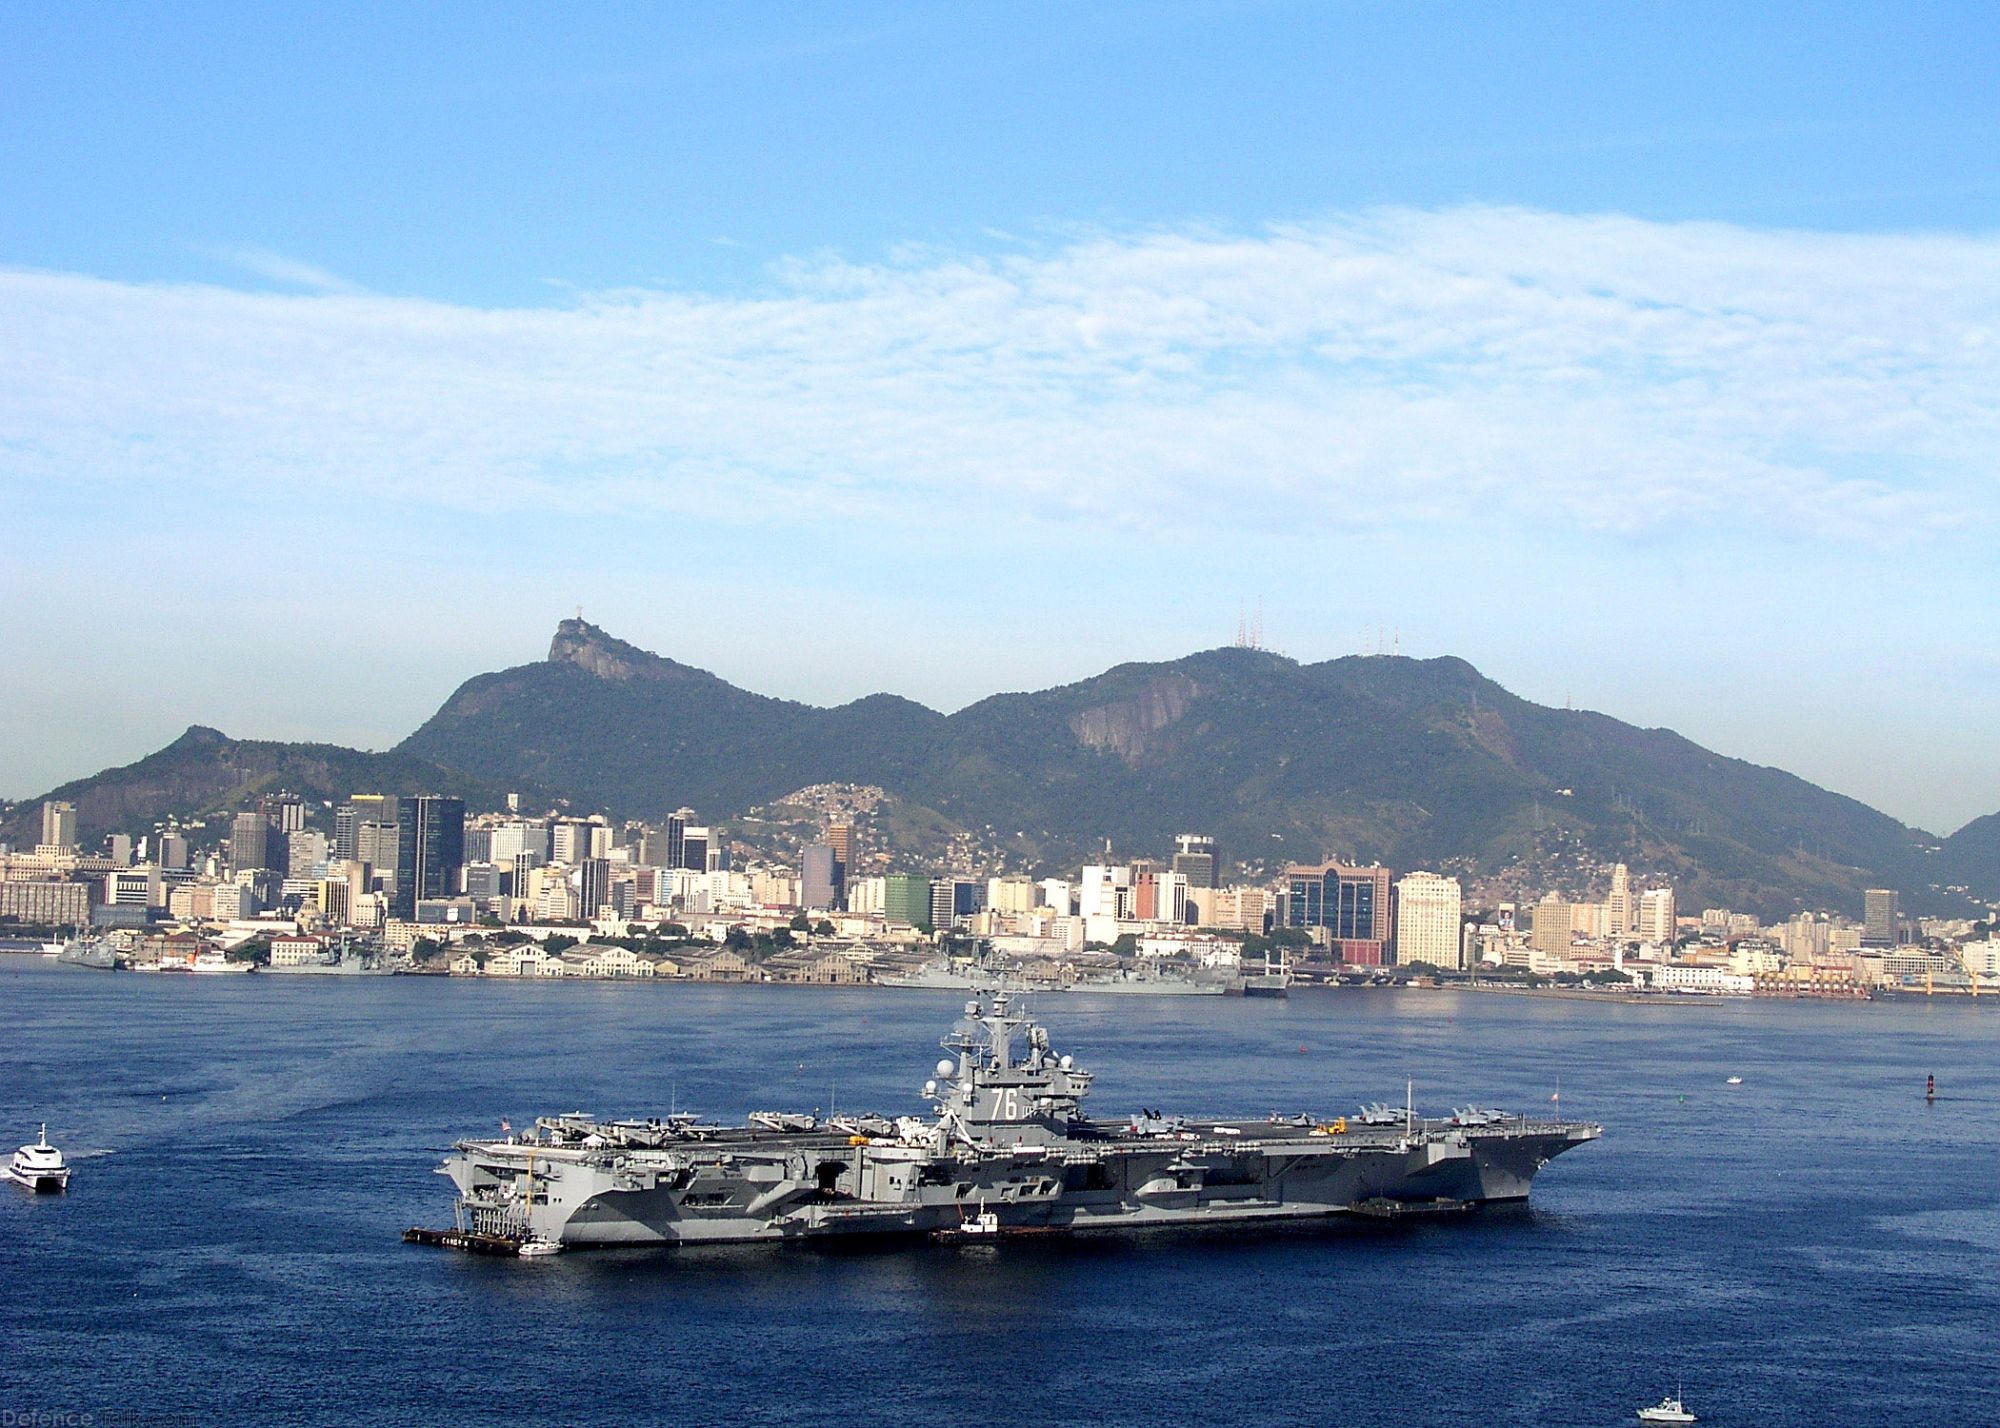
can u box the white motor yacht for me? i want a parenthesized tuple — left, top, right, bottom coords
(5, 1126, 71, 1193)
(1637, 1391, 1696, 1424)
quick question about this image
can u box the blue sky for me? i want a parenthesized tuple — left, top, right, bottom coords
(3, 2, 1997, 834)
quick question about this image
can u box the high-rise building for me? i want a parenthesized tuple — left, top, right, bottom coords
(636, 825, 669, 868)
(885, 873, 932, 931)
(1862, 888, 1900, 948)
(103, 865, 162, 908)
(1080, 865, 1133, 920)
(156, 830, 189, 871)
(287, 829, 328, 877)
(337, 796, 397, 861)
(393, 796, 465, 919)
(490, 819, 549, 865)
(1202, 886, 1270, 934)
(0, 880, 90, 926)
(578, 857, 610, 919)
(315, 872, 356, 927)
(1280, 861, 1393, 965)
(1637, 887, 1677, 945)
(680, 827, 711, 873)
(846, 875, 886, 917)
(801, 845, 838, 910)
(1605, 863, 1632, 936)
(1393, 871, 1463, 971)
(231, 811, 276, 872)
(40, 800, 78, 851)
(986, 876, 1036, 914)
(1529, 897, 1576, 957)
(667, 809, 693, 871)
(357, 821, 400, 883)
(550, 819, 590, 865)
(827, 822, 854, 905)
(1171, 834, 1219, 890)
(261, 795, 306, 835)
(929, 880, 959, 932)
(334, 806, 360, 862)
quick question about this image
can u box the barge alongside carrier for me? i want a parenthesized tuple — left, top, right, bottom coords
(414, 990, 1600, 1253)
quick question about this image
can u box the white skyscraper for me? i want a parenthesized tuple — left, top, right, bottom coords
(1393, 871, 1464, 971)
(1637, 886, 1677, 945)
(550, 819, 589, 865)
(1079, 865, 1131, 920)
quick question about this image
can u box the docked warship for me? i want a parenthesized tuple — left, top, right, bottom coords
(414, 990, 1601, 1254)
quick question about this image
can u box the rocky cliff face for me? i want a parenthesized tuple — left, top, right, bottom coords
(547, 618, 659, 682)
(1067, 674, 1199, 763)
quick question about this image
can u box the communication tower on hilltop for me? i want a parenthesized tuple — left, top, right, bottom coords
(1233, 599, 1266, 651)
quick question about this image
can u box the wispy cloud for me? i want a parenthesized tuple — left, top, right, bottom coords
(201, 245, 368, 295)
(6, 207, 1996, 543)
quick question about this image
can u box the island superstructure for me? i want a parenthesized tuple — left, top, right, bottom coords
(418, 988, 1601, 1251)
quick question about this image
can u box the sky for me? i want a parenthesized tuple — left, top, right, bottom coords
(2, 2, 1997, 835)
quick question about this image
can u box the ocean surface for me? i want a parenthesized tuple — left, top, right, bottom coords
(3, 961, 1995, 1427)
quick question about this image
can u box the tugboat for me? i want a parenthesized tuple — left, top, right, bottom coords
(417, 989, 1601, 1252)
(4, 1126, 71, 1193)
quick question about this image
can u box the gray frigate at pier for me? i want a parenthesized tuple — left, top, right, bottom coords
(416, 990, 1601, 1253)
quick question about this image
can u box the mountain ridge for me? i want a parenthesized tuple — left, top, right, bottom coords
(8, 618, 1994, 918)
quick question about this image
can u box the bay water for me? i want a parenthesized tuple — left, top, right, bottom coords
(3, 962, 1995, 1426)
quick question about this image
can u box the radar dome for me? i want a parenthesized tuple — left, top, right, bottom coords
(1059, 1054, 1073, 1070)
(936, 1058, 956, 1078)
(923, 1080, 937, 1096)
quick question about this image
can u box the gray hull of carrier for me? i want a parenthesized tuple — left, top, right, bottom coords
(431, 990, 1600, 1249)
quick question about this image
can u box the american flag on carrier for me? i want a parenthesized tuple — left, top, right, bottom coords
(500, 1119, 512, 1135)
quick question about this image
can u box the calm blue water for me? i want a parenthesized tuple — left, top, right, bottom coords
(3, 962, 1995, 1426)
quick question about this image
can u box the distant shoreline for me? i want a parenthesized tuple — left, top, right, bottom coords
(1421, 982, 1681, 1006)
(18, 953, 1983, 1006)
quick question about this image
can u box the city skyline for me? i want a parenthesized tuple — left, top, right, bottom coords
(18, 776, 1986, 1002)
(4, 4, 1998, 831)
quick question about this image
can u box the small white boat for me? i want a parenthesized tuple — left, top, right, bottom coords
(1637, 1390, 1697, 1424)
(1725, 1076, 1743, 1086)
(517, 1237, 564, 1257)
(936, 1209, 1002, 1240)
(4, 1125, 71, 1193)
(187, 949, 253, 974)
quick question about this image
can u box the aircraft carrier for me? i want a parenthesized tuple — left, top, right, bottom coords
(414, 989, 1601, 1253)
